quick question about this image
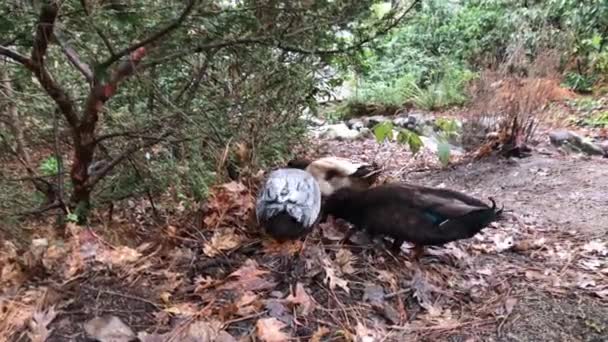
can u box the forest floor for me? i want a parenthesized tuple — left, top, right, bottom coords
(1, 123, 608, 341)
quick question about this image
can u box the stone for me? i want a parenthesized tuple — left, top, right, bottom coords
(549, 130, 577, 145)
(347, 118, 366, 131)
(318, 123, 361, 140)
(549, 130, 605, 156)
(364, 115, 390, 128)
(598, 140, 608, 154)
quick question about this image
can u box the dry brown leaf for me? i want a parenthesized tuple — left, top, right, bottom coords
(285, 283, 315, 315)
(236, 291, 262, 316)
(335, 249, 356, 274)
(202, 181, 255, 229)
(310, 326, 330, 342)
(376, 270, 397, 287)
(27, 307, 57, 342)
(256, 317, 290, 342)
(84, 315, 135, 342)
(97, 246, 142, 266)
(202, 228, 244, 257)
(355, 322, 378, 342)
(504, 297, 518, 315)
(219, 259, 276, 292)
(262, 239, 302, 256)
(323, 264, 349, 293)
(163, 302, 199, 317)
(138, 319, 236, 342)
(582, 240, 607, 256)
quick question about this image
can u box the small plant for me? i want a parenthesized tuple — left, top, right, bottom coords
(563, 72, 595, 93)
(583, 111, 608, 127)
(435, 117, 461, 140)
(373, 121, 424, 155)
(39, 156, 59, 177)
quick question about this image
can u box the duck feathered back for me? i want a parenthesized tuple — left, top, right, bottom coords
(324, 183, 503, 247)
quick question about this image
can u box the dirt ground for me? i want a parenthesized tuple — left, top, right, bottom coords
(2, 135, 608, 342)
(408, 153, 608, 341)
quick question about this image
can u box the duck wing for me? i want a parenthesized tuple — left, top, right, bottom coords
(256, 168, 321, 228)
(393, 183, 492, 217)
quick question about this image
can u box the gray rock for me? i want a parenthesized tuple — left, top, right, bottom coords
(319, 123, 361, 140)
(419, 135, 464, 156)
(392, 115, 410, 128)
(549, 130, 605, 156)
(347, 118, 365, 131)
(364, 115, 390, 128)
(599, 140, 608, 155)
(549, 130, 577, 145)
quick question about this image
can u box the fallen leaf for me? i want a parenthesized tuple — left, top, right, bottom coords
(323, 264, 349, 293)
(335, 249, 356, 274)
(265, 299, 292, 324)
(219, 259, 276, 292)
(84, 315, 135, 342)
(582, 240, 607, 256)
(310, 326, 330, 342)
(577, 276, 596, 289)
(410, 271, 441, 316)
(236, 291, 262, 316)
(97, 246, 142, 266)
(319, 221, 346, 241)
(262, 239, 302, 256)
(355, 322, 378, 342)
(376, 270, 397, 287)
(202, 228, 244, 257)
(159, 292, 172, 303)
(285, 283, 315, 315)
(202, 181, 255, 229)
(138, 319, 236, 342)
(493, 235, 514, 252)
(504, 297, 517, 315)
(363, 284, 385, 304)
(27, 307, 57, 342)
(164, 302, 199, 317)
(256, 317, 290, 342)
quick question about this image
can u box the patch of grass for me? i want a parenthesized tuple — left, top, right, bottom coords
(583, 111, 608, 127)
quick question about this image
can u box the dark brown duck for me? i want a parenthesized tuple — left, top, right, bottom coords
(323, 183, 505, 259)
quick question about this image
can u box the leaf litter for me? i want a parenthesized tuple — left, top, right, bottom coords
(2, 138, 608, 341)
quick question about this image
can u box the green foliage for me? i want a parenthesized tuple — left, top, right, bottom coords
(583, 111, 608, 127)
(563, 72, 596, 93)
(372, 121, 394, 143)
(339, 0, 608, 114)
(374, 121, 424, 154)
(39, 156, 59, 177)
(437, 141, 451, 167)
(396, 129, 423, 155)
(435, 117, 461, 144)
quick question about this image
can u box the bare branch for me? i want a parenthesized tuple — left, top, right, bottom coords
(99, 0, 197, 69)
(53, 29, 94, 83)
(0, 45, 34, 67)
(31, 2, 59, 66)
(80, 46, 149, 135)
(86, 132, 173, 188)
